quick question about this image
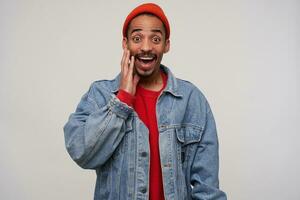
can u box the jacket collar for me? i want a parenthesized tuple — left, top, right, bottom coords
(160, 65, 182, 97)
(111, 65, 182, 98)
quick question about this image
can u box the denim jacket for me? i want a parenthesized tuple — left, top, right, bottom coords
(64, 65, 227, 200)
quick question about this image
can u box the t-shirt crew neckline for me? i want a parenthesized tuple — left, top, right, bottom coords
(136, 70, 168, 97)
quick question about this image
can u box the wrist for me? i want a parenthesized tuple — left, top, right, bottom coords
(117, 89, 135, 107)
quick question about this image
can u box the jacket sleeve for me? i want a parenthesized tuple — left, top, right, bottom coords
(190, 102, 227, 200)
(63, 83, 133, 169)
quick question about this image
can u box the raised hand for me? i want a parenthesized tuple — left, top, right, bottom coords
(119, 49, 140, 96)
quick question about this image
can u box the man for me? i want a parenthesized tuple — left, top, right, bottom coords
(64, 3, 227, 200)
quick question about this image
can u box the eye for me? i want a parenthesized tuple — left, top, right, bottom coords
(132, 36, 141, 43)
(152, 36, 161, 44)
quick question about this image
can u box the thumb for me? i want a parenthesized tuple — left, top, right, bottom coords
(133, 74, 140, 88)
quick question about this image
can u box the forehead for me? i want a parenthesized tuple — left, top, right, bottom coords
(128, 14, 165, 34)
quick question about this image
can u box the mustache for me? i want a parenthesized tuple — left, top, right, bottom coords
(134, 52, 157, 58)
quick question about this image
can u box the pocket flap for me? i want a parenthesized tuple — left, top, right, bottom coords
(176, 125, 204, 145)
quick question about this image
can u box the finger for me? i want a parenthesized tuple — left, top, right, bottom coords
(123, 49, 130, 75)
(121, 49, 130, 74)
(121, 49, 126, 74)
(131, 74, 140, 95)
(123, 49, 129, 74)
(128, 55, 135, 79)
(133, 73, 140, 87)
(121, 49, 126, 66)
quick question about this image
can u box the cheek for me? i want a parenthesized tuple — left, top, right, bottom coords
(156, 49, 165, 57)
(127, 41, 139, 49)
(155, 45, 166, 53)
(128, 46, 138, 56)
(127, 49, 135, 57)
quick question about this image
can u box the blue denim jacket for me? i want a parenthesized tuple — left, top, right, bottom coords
(64, 65, 227, 200)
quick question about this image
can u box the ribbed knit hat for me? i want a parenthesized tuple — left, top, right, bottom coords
(122, 3, 170, 39)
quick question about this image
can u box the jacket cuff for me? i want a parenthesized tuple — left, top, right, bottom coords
(108, 95, 133, 119)
(116, 89, 135, 107)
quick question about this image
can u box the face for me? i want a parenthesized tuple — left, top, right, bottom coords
(123, 14, 170, 78)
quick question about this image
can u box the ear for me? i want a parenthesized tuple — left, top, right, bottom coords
(122, 37, 128, 50)
(163, 39, 170, 53)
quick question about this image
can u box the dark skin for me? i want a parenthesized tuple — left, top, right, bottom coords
(119, 14, 170, 95)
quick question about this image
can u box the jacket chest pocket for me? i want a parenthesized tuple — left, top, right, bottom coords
(175, 126, 204, 165)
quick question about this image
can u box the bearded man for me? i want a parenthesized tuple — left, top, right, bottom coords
(64, 3, 227, 200)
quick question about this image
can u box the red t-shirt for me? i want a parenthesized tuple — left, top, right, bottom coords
(117, 71, 167, 200)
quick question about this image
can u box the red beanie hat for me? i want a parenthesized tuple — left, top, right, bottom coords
(122, 3, 170, 39)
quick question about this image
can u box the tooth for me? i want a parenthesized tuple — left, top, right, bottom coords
(140, 57, 153, 60)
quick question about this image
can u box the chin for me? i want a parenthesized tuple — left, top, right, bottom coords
(135, 67, 155, 77)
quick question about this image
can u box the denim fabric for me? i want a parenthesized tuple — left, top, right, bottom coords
(64, 65, 227, 200)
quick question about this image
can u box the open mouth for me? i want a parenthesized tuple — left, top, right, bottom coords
(136, 55, 157, 66)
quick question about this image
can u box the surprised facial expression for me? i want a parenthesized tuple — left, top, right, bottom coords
(123, 14, 170, 78)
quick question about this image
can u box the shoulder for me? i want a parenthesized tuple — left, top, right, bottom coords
(83, 76, 120, 106)
(175, 77, 212, 115)
(162, 65, 208, 105)
(176, 78, 207, 101)
(88, 76, 119, 96)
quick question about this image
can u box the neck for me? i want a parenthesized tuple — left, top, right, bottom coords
(138, 68, 163, 91)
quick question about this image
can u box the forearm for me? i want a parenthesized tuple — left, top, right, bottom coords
(64, 94, 133, 169)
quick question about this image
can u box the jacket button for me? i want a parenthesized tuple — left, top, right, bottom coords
(140, 187, 147, 193)
(140, 152, 147, 157)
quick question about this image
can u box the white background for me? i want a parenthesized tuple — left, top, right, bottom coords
(1, 0, 299, 199)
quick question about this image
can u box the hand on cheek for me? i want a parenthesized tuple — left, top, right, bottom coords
(119, 49, 140, 96)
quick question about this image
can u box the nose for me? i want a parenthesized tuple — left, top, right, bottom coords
(141, 39, 152, 52)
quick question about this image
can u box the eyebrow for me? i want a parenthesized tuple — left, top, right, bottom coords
(151, 29, 163, 35)
(130, 28, 163, 36)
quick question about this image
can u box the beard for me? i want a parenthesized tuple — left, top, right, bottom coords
(128, 49, 163, 79)
(134, 55, 163, 79)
